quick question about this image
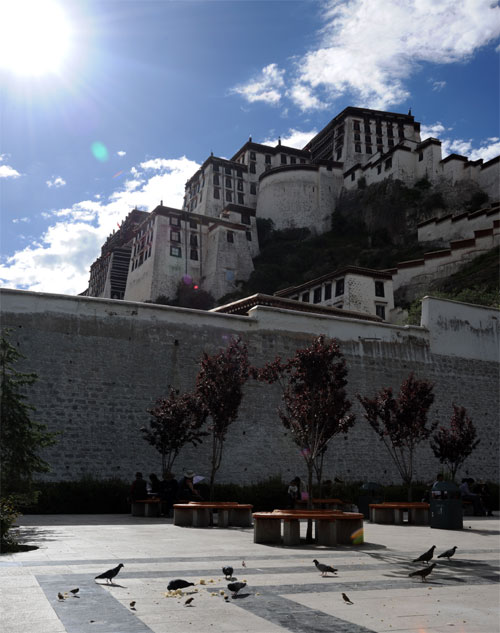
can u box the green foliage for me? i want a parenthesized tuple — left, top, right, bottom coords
(0, 497, 20, 549)
(0, 330, 57, 498)
(256, 217, 275, 246)
(21, 477, 130, 514)
(465, 190, 489, 212)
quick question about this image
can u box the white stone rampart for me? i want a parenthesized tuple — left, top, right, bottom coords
(392, 226, 500, 292)
(1, 288, 498, 484)
(418, 206, 499, 243)
(256, 164, 340, 233)
(421, 296, 500, 361)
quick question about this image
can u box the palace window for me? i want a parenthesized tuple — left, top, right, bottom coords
(377, 165, 382, 174)
(226, 190, 232, 202)
(214, 188, 220, 199)
(190, 249, 198, 261)
(313, 287, 322, 304)
(301, 291, 310, 302)
(190, 234, 198, 247)
(250, 162, 256, 173)
(213, 163, 220, 172)
(335, 278, 344, 296)
(170, 246, 181, 257)
(300, 158, 306, 164)
(227, 231, 234, 243)
(418, 152, 423, 162)
(281, 154, 287, 164)
(225, 166, 231, 175)
(225, 177, 232, 188)
(353, 121, 360, 131)
(388, 139, 394, 147)
(375, 280, 385, 297)
(238, 193, 244, 204)
(351, 172, 355, 181)
(355, 144, 361, 153)
(291, 156, 296, 164)
(324, 283, 332, 300)
(354, 133, 360, 141)
(265, 154, 271, 164)
(170, 216, 180, 227)
(241, 213, 251, 225)
(366, 145, 372, 154)
(376, 304, 386, 320)
(237, 179, 243, 191)
(365, 135, 371, 144)
(246, 231, 252, 241)
(213, 174, 219, 185)
(385, 157, 392, 170)
(171, 231, 180, 242)
(250, 183, 257, 195)
(250, 151, 256, 160)
(189, 219, 197, 229)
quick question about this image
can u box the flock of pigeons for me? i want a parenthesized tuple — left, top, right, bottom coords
(58, 547, 459, 608)
(408, 544, 458, 582)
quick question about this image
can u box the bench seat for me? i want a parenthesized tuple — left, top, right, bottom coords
(369, 502, 430, 525)
(131, 498, 161, 517)
(173, 502, 253, 528)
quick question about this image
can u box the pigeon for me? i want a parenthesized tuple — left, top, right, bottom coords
(94, 563, 124, 583)
(57, 592, 65, 601)
(167, 579, 195, 591)
(129, 601, 136, 609)
(227, 581, 246, 598)
(412, 546, 436, 563)
(222, 566, 234, 579)
(438, 546, 457, 560)
(242, 560, 246, 568)
(409, 563, 436, 582)
(70, 588, 79, 596)
(184, 597, 194, 606)
(342, 593, 353, 604)
(313, 559, 338, 577)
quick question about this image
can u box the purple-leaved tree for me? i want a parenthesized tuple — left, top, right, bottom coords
(430, 405, 479, 482)
(142, 388, 207, 477)
(195, 338, 250, 500)
(358, 373, 436, 501)
(253, 335, 355, 541)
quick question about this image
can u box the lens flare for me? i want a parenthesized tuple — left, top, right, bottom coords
(91, 142, 109, 162)
(350, 527, 364, 545)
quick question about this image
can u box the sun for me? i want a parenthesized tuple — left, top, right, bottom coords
(0, 0, 72, 76)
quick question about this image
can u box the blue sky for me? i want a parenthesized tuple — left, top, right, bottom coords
(1, 0, 499, 295)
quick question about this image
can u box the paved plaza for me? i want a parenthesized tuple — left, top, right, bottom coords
(0, 513, 499, 633)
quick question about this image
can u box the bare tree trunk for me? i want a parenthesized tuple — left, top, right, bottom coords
(306, 463, 314, 543)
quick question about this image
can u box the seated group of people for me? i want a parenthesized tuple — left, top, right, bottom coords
(130, 469, 203, 514)
(432, 473, 493, 516)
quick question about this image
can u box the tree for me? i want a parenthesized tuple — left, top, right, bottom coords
(358, 373, 436, 500)
(0, 330, 56, 499)
(142, 388, 207, 477)
(254, 335, 355, 541)
(195, 338, 249, 499)
(430, 405, 479, 482)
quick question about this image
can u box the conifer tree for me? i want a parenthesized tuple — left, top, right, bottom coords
(0, 330, 56, 499)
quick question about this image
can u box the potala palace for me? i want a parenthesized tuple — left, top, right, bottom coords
(83, 106, 499, 321)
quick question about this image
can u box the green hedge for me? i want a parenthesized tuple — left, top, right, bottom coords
(22, 476, 499, 514)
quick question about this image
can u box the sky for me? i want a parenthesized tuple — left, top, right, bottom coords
(1, 0, 499, 296)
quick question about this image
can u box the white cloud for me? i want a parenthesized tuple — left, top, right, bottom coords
(421, 122, 500, 161)
(230, 63, 285, 104)
(0, 164, 21, 178)
(261, 128, 317, 149)
(117, 150, 126, 157)
(12, 217, 30, 224)
(46, 176, 66, 188)
(233, 0, 500, 111)
(432, 81, 446, 92)
(0, 156, 199, 295)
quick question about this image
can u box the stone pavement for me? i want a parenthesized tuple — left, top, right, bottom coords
(1, 513, 499, 633)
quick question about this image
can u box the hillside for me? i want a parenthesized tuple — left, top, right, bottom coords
(217, 178, 497, 310)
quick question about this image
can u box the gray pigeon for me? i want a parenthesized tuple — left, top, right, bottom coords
(222, 566, 234, 579)
(94, 563, 124, 583)
(437, 546, 457, 560)
(167, 579, 195, 591)
(313, 559, 338, 576)
(409, 563, 436, 582)
(227, 581, 246, 598)
(412, 546, 436, 563)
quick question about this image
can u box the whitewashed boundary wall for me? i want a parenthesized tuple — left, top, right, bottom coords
(1, 289, 498, 485)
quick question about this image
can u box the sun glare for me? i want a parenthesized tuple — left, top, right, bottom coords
(0, 0, 72, 76)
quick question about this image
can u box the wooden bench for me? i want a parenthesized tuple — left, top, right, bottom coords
(369, 502, 429, 525)
(173, 502, 253, 528)
(131, 498, 161, 517)
(253, 510, 364, 546)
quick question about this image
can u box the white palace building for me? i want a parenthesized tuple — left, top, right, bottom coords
(84, 106, 499, 314)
